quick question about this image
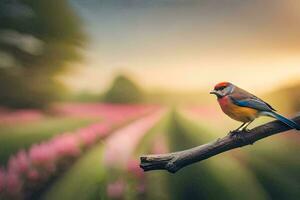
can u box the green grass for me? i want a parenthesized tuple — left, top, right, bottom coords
(134, 110, 171, 155)
(40, 144, 107, 200)
(178, 109, 300, 200)
(0, 117, 97, 164)
(163, 110, 268, 200)
(19, 108, 300, 200)
(245, 139, 300, 200)
(135, 111, 172, 200)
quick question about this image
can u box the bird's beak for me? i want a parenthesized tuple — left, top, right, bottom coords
(210, 90, 222, 98)
(210, 90, 218, 95)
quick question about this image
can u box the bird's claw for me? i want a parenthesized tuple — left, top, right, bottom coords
(242, 128, 251, 133)
(228, 130, 240, 137)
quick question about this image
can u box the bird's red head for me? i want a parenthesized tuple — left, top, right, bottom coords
(214, 82, 230, 91)
(210, 82, 233, 98)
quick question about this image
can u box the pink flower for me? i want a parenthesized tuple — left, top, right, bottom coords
(89, 123, 110, 135)
(127, 159, 144, 179)
(51, 134, 81, 158)
(6, 170, 22, 197)
(0, 103, 161, 199)
(7, 156, 19, 174)
(107, 179, 125, 199)
(52, 103, 157, 122)
(0, 108, 44, 125)
(16, 151, 30, 174)
(29, 143, 56, 173)
(104, 110, 164, 167)
(78, 123, 111, 148)
(7, 151, 30, 180)
(27, 169, 39, 182)
(0, 168, 6, 193)
(78, 129, 98, 147)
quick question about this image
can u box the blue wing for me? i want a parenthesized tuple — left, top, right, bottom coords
(230, 97, 274, 112)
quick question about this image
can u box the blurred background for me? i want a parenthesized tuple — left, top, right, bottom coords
(0, 0, 299, 199)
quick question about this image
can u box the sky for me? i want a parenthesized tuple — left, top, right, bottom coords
(60, 0, 300, 93)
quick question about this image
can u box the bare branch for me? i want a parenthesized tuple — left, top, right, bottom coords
(140, 115, 300, 173)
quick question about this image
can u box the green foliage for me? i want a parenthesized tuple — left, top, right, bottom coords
(103, 75, 144, 104)
(40, 145, 107, 200)
(0, 0, 85, 108)
(1, 107, 299, 199)
(136, 110, 268, 200)
(246, 139, 300, 199)
(69, 92, 103, 103)
(165, 111, 267, 200)
(173, 110, 300, 200)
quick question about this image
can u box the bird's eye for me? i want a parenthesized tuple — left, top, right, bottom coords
(218, 86, 226, 90)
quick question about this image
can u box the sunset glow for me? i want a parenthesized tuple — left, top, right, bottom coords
(59, 0, 300, 93)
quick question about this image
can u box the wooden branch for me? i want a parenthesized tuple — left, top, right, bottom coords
(140, 115, 300, 173)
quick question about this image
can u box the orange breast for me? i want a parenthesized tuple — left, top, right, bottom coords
(218, 97, 259, 122)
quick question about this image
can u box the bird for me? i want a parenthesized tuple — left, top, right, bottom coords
(210, 82, 300, 134)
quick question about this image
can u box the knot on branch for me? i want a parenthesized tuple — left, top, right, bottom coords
(165, 161, 179, 173)
(140, 154, 175, 172)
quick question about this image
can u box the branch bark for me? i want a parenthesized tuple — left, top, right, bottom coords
(140, 115, 300, 173)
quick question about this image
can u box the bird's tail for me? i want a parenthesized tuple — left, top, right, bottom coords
(261, 111, 300, 130)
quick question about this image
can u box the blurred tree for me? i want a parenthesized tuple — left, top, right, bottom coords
(0, 0, 85, 108)
(104, 75, 144, 103)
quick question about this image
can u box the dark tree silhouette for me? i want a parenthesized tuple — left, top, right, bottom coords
(0, 0, 85, 108)
(104, 75, 144, 103)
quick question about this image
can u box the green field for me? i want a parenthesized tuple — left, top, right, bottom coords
(0, 117, 97, 164)
(0, 108, 299, 200)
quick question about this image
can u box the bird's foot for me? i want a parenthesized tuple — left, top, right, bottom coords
(228, 130, 241, 137)
(242, 128, 251, 133)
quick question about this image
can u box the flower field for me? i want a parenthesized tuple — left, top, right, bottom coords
(0, 103, 160, 199)
(1, 0, 300, 199)
(0, 103, 299, 200)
